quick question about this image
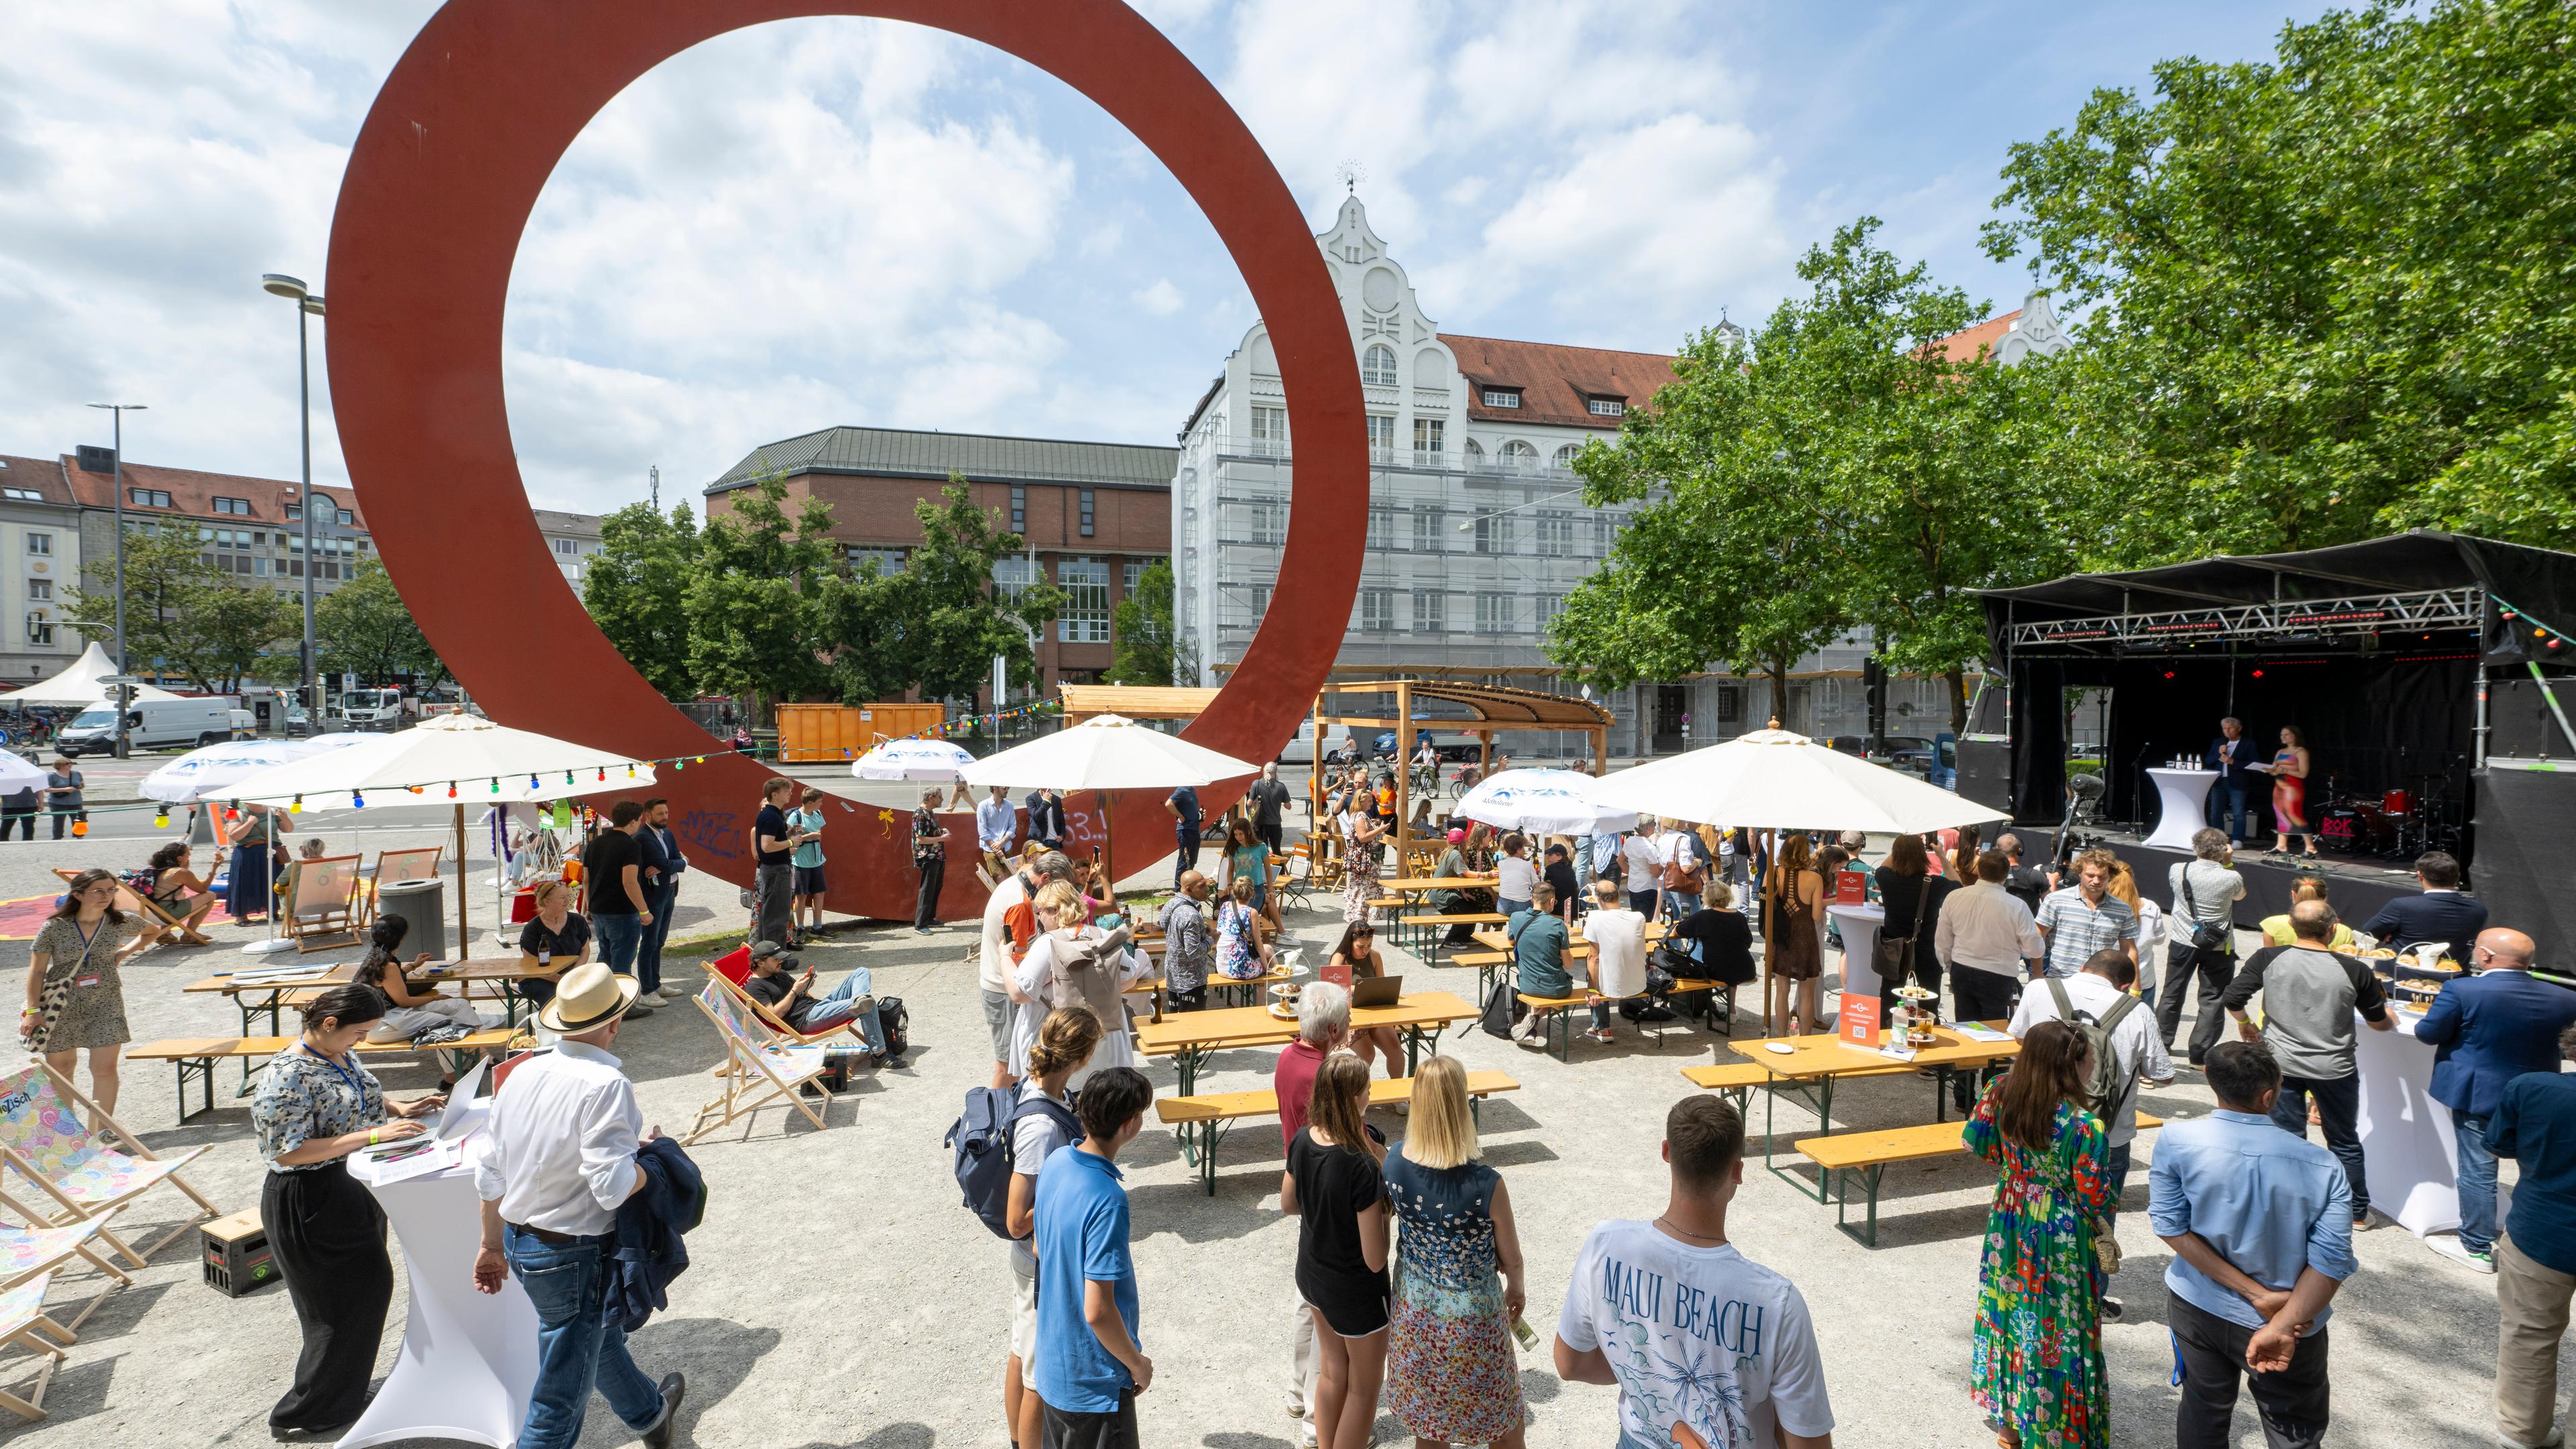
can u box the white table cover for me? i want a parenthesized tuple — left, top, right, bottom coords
(339, 1102, 539, 1448)
(2353, 1006, 2461, 1237)
(2143, 767, 2220, 851)
(1829, 903, 1886, 1004)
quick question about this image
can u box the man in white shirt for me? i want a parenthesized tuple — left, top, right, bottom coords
(1578, 879, 1650, 1044)
(1557, 1095, 1835, 1448)
(975, 785, 1019, 883)
(1620, 832, 1663, 918)
(979, 850, 1073, 1089)
(1935, 851, 2045, 1110)
(472, 963, 682, 1449)
(2010, 947, 2174, 1318)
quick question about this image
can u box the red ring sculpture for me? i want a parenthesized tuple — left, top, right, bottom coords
(326, 1, 1364, 920)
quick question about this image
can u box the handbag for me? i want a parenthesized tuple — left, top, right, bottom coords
(1871, 873, 1933, 982)
(2168, 870, 2229, 976)
(23, 924, 103, 1056)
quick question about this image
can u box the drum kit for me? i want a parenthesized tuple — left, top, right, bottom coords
(2314, 775, 2463, 860)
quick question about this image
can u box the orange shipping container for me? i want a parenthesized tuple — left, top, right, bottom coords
(775, 703, 949, 762)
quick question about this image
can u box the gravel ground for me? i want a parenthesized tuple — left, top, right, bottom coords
(0, 809, 2541, 1449)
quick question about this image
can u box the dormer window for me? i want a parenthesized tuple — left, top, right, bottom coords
(1587, 396, 1625, 417)
(1482, 388, 1521, 409)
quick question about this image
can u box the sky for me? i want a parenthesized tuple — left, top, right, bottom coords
(0, 0, 2333, 517)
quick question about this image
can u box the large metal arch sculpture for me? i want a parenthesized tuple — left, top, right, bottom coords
(326, 0, 1365, 918)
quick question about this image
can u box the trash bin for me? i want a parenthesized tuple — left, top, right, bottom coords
(377, 877, 446, 960)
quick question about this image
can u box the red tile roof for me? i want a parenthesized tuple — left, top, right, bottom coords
(54, 455, 368, 530)
(1439, 333, 1678, 430)
(0, 455, 75, 504)
(1921, 309, 2020, 364)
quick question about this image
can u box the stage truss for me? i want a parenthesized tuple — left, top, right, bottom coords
(2003, 586, 2483, 655)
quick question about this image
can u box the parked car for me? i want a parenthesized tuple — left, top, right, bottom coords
(58, 697, 235, 755)
(1889, 733, 1959, 790)
(1275, 720, 1354, 765)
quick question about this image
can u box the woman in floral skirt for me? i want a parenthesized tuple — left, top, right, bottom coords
(1964, 1018, 2114, 1449)
(1340, 795, 1387, 925)
(1385, 1055, 1528, 1448)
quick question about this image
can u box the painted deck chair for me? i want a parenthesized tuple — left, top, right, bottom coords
(0, 1065, 219, 1269)
(280, 854, 364, 953)
(359, 846, 443, 928)
(704, 947, 875, 1056)
(0, 1210, 130, 1335)
(0, 1272, 74, 1421)
(680, 981, 831, 1145)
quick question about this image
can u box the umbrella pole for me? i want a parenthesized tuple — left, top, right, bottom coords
(454, 803, 468, 958)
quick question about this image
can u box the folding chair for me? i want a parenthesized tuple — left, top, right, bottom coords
(0, 1272, 74, 1421)
(360, 847, 443, 928)
(280, 855, 363, 953)
(0, 1211, 131, 1334)
(0, 1065, 221, 1269)
(704, 948, 875, 1057)
(682, 983, 833, 1145)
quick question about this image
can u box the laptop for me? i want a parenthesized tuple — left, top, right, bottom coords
(1350, 975, 1403, 1010)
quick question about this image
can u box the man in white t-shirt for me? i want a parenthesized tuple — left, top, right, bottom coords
(978, 850, 1069, 1089)
(2009, 947, 2172, 1319)
(1621, 833, 1664, 918)
(1558, 1096, 1835, 1449)
(1578, 879, 1651, 1045)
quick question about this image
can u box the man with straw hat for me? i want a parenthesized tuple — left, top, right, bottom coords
(473, 962, 685, 1449)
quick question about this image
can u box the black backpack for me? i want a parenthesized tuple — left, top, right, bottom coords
(877, 996, 909, 1059)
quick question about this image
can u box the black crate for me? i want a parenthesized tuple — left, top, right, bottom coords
(202, 1210, 278, 1297)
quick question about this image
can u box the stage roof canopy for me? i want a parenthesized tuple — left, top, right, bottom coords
(1981, 530, 2576, 628)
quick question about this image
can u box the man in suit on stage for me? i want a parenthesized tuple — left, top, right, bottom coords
(2202, 716, 2259, 844)
(2412, 927, 2576, 1273)
(2360, 851, 2489, 959)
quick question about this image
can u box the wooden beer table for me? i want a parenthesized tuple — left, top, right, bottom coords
(1134, 990, 1477, 1095)
(1705, 1022, 2023, 1197)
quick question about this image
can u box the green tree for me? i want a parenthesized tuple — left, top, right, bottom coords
(1984, 0, 2576, 557)
(684, 468, 842, 724)
(582, 502, 700, 698)
(1108, 559, 1181, 686)
(64, 529, 299, 693)
(868, 477, 1063, 703)
(318, 560, 449, 690)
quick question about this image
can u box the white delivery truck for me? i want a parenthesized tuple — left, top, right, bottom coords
(58, 696, 235, 755)
(339, 688, 407, 731)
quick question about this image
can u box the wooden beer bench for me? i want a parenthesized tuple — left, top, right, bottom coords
(1155, 1070, 1520, 1195)
(127, 1027, 530, 1121)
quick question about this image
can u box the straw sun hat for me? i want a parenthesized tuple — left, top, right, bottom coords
(537, 961, 641, 1034)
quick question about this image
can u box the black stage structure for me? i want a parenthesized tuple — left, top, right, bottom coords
(1965, 532, 2576, 952)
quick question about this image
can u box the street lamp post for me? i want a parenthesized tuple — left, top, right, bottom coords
(261, 275, 325, 731)
(85, 402, 146, 757)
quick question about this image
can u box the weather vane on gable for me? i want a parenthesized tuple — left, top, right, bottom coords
(1336, 158, 1366, 195)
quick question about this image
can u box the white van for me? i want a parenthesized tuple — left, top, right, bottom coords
(59, 698, 236, 755)
(1273, 719, 1354, 765)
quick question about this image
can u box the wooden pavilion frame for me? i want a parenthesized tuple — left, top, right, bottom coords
(1311, 679, 1613, 865)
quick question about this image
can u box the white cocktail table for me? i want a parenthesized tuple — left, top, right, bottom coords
(2142, 767, 2220, 851)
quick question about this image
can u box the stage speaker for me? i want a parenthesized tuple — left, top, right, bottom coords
(2470, 766, 2576, 961)
(2489, 676, 2576, 759)
(1957, 739, 2014, 816)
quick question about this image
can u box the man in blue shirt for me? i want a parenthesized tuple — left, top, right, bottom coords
(2492, 1019, 2576, 1449)
(2411, 927, 2575, 1273)
(1508, 883, 1576, 1051)
(2357, 850, 2489, 960)
(1164, 786, 1201, 892)
(636, 798, 686, 1007)
(1032, 1065, 1155, 1448)
(976, 785, 1020, 884)
(2151, 1040, 2357, 1449)
(2203, 716, 2259, 843)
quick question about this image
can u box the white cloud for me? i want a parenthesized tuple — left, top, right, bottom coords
(1132, 279, 1185, 316)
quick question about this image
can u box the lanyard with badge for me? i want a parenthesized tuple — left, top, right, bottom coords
(66, 920, 106, 990)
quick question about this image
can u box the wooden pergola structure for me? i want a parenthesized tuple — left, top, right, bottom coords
(1312, 679, 1615, 864)
(1057, 684, 1222, 723)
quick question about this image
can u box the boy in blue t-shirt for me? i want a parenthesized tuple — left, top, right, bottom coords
(1031, 1066, 1156, 1448)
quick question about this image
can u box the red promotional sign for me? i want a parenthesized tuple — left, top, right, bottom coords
(1838, 991, 1880, 1049)
(1320, 957, 1352, 990)
(1835, 870, 1868, 905)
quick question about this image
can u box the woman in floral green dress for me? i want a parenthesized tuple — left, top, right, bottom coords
(1964, 1018, 2114, 1449)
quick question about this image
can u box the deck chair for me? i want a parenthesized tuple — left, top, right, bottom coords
(0, 1211, 130, 1335)
(0, 1064, 219, 1269)
(681, 982, 832, 1145)
(0, 1272, 73, 1421)
(360, 847, 443, 928)
(705, 948, 875, 1056)
(280, 855, 363, 952)
(48, 869, 206, 949)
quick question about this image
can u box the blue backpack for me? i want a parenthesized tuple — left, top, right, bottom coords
(946, 1086, 1082, 1239)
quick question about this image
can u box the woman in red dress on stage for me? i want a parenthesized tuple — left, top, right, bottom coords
(2270, 725, 2318, 859)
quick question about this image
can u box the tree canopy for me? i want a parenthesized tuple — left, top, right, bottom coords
(1109, 559, 1181, 686)
(64, 529, 299, 694)
(582, 502, 699, 698)
(318, 560, 448, 690)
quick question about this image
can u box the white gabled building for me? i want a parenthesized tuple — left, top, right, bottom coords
(1168, 195, 2068, 756)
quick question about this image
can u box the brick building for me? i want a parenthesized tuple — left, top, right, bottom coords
(704, 426, 1177, 702)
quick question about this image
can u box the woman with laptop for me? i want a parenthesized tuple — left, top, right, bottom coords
(1328, 920, 1405, 1079)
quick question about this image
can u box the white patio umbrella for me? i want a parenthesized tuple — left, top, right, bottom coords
(0, 641, 184, 705)
(0, 751, 45, 794)
(217, 714, 659, 953)
(1591, 727, 2006, 835)
(851, 737, 975, 781)
(1452, 767, 1637, 837)
(140, 734, 369, 804)
(960, 714, 1259, 885)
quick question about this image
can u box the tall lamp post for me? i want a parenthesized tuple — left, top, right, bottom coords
(260, 275, 325, 732)
(85, 402, 146, 757)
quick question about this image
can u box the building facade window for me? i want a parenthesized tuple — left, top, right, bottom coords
(1463, 439, 1486, 470)
(1534, 511, 1575, 556)
(1551, 444, 1582, 471)
(23, 534, 49, 556)
(1587, 396, 1625, 417)
(1078, 489, 1095, 537)
(212, 496, 252, 515)
(1535, 593, 1563, 631)
(1366, 414, 1397, 462)
(1058, 557, 1110, 643)
(993, 555, 1039, 597)
(0, 488, 36, 502)
(1362, 344, 1397, 386)
(1473, 513, 1514, 555)
(1482, 388, 1520, 409)
(25, 581, 48, 602)
(1412, 416, 1445, 466)
(1367, 506, 1391, 551)
(23, 614, 51, 647)
(848, 546, 905, 576)
(1010, 485, 1027, 535)
(1501, 440, 1538, 470)
(1361, 589, 1395, 633)
(553, 538, 578, 556)
(1475, 592, 1513, 635)
(1411, 506, 1443, 553)
(1250, 407, 1290, 456)
(1411, 588, 1445, 635)
(127, 488, 172, 508)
